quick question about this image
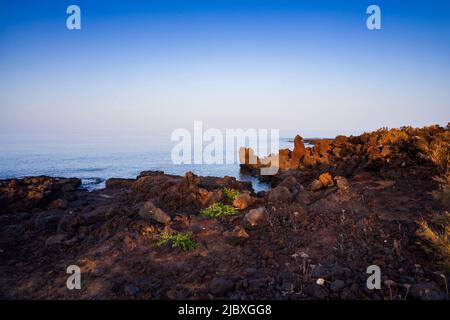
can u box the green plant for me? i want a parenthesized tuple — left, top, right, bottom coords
(223, 188, 240, 201)
(155, 231, 197, 251)
(200, 202, 239, 218)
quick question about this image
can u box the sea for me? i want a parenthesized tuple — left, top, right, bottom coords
(0, 132, 302, 192)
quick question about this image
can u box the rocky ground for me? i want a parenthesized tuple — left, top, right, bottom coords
(0, 125, 449, 300)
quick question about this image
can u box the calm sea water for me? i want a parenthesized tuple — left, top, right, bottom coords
(0, 132, 296, 192)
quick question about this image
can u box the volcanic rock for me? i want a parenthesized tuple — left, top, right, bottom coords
(138, 201, 171, 225)
(266, 186, 292, 203)
(243, 207, 268, 228)
(233, 192, 256, 210)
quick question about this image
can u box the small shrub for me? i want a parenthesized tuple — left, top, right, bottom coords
(224, 188, 240, 201)
(429, 139, 449, 171)
(155, 231, 196, 251)
(379, 128, 410, 145)
(417, 220, 450, 271)
(200, 202, 239, 218)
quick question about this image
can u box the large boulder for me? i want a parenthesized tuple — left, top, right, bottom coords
(138, 201, 171, 225)
(131, 171, 202, 212)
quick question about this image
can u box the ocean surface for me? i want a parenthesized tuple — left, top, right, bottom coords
(0, 132, 299, 192)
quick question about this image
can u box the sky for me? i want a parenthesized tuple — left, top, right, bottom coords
(0, 0, 449, 137)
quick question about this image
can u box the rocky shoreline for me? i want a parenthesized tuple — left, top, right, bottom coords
(0, 125, 449, 299)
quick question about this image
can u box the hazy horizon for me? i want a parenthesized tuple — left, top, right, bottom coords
(1, 0, 450, 137)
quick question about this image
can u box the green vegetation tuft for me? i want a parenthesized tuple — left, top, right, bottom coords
(155, 231, 197, 251)
(200, 202, 240, 218)
(223, 188, 240, 201)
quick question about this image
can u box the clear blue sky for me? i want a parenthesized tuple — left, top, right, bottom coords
(1, 0, 449, 136)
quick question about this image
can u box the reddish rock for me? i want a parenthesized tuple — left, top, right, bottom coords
(335, 135, 348, 144)
(184, 171, 200, 188)
(232, 192, 256, 210)
(309, 179, 323, 191)
(334, 176, 350, 191)
(353, 172, 373, 182)
(244, 207, 268, 228)
(318, 173, 334, 187)
(49, 198, 67, 210)
(291, 135, 307, 169)
(223, 226, 249, 239)
(198, 188, 224, 207)
(278, 149, 292, 170)
(380, 145, 393, 158)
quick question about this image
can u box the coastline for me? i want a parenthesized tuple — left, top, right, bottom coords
(0, 124, 449, 299)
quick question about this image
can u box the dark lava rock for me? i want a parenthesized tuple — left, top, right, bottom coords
(330, 280, 345, 292)
(105, 178, 134, 189)
(138, 201, 171, 225)
(209, 277, 235, 296)
(57, 213, 85, 234)
(124, 284, 140, 296)
(311, 263, 344, 279)
(410, 282, 447, 300)
(305, 284, 328, 299)
(266, 186, 292, 203)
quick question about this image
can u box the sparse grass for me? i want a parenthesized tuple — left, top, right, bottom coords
(432, 172, 450, 208)
(430, 140, 449, 170)
(417, 219, 450, 271)
(223, 188, 240, 201)
(432, 212, 450, 226)
(200, 202, 239, 218)
(155, 231, 197, 251)
(379, 128, 410, 145)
